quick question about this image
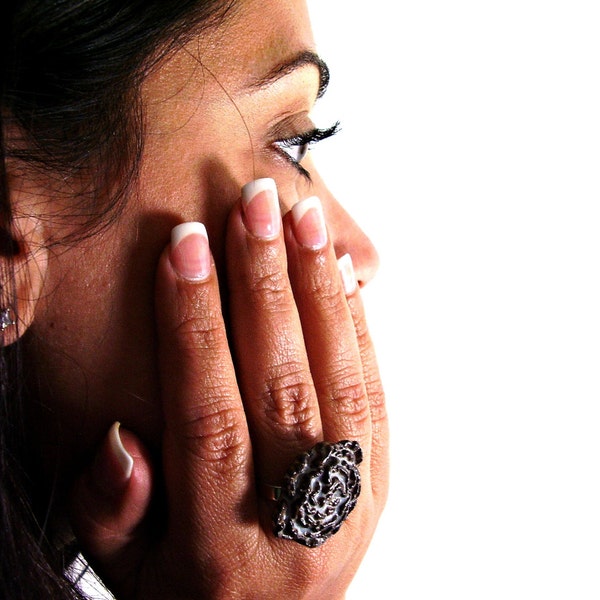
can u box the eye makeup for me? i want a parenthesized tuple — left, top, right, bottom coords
(272, 121, 340, 180)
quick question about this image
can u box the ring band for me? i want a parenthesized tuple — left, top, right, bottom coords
(271, 440, 363, 548)
(263, 484, 282, 502)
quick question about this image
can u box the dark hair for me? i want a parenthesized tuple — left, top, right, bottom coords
(0, 1, 234, 597)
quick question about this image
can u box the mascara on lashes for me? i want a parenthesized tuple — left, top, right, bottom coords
(273, 121, 341, 179)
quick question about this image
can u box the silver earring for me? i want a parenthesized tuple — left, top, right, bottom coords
(0, 307, 15, 332)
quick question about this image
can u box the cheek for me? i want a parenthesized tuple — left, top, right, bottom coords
(25, 157, 245, 465)
(137, 145, 238, 261)
(256, 156, 317, 214)
(276, 155, 327, 211)
(25, 223, 164, 476)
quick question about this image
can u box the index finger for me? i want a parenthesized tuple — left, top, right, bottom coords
(154, 223, 256, 546)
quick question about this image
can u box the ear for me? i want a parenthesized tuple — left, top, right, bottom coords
(0, 213, 48, 346)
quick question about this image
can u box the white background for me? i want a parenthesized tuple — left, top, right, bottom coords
(308, 2, 600, 599)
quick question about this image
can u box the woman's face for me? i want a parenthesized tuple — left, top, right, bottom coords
(26, 0, 378, 468)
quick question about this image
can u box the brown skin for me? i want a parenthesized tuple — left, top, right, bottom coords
(15, 0, 388, 597)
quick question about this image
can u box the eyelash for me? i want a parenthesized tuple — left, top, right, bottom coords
(273, 121, 341, 180)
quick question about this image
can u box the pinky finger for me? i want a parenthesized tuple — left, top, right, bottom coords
(339, 254, 389, 504)
(70, 423, 154, 595)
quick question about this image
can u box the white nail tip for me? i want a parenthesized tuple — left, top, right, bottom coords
(171, 222, 208, 248)
(241, 178, 277, 204)
(291, 196, 322, 223)
(109, 422, 134, 480)
(338, 253, 358, 296)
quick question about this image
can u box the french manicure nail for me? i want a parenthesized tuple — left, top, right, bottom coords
(108, 422, 134, 481)
(241, 178, 281, 240)
(338, 253, 358, 296)
(291, 196, 327, 250)
(170, 222, 211, 281)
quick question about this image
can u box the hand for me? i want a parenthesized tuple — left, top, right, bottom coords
(71, 179, 388, 599)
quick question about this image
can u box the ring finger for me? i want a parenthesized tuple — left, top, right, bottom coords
(225, 178, 323, 485)
(284, 196, 372, 456)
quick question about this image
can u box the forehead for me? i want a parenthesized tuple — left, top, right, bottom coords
(218, 0, 317, 85)
(148, 0, 317, 96)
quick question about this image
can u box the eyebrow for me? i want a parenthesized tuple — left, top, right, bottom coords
(248, 50, 331, 99)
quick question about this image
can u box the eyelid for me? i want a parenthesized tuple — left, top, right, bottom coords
(275, 122, 340, 148)
(271, 121, 341, 180)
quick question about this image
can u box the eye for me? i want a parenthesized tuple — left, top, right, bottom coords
(272, 122, 341, 179)
(275, 139, 310, 163)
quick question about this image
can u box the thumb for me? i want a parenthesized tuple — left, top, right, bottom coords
(70, 422, 154, 591)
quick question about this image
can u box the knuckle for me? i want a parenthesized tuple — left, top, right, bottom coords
(304, 267, 348, 314)
(369, 390, 388, 429)
(250, 264, 290, 306)
(250, 265, 292, 312)
(352, 314, 374, 352)
(326, 362, 369, 411)
(329, 377, 371, 435)
(362, 368, 387, 428)
(316, 284, 347, 315)
(182, 403, 247, 475)
(173, 311, 225, 353)
(262, 365, 319, 439)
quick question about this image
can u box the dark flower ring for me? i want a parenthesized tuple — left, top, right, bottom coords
(268, 440, 363, 548)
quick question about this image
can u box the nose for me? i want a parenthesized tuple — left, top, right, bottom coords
(288, 160, 380, 287)
(323, 197, 380, 288)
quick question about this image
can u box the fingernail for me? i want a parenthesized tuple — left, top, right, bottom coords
(291, 196, 327, 250)
(241, 178, 281, 240)
(90, 422, 133, 499)
(338, 253, 358, 296)
(108, 422, 134, 482)
(170, 222, 211, 281)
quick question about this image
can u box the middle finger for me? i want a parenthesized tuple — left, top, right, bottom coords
(226, 178, 322, 485)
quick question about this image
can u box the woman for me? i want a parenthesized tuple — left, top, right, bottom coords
(0, 0, 388, 597)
